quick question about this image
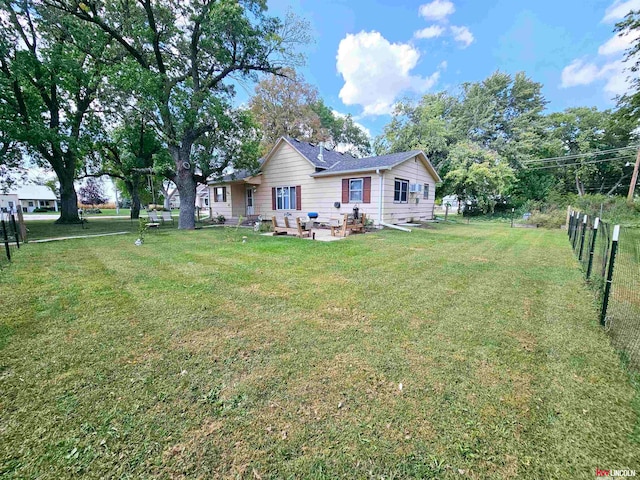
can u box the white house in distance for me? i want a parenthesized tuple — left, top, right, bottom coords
(0, 185, 58, 213)
(207, 137, 441, 225)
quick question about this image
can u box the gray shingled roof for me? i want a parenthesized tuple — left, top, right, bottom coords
(312, 150, 423, 175)
(285, 137, 353, 168)
(207, 138, 432, 184)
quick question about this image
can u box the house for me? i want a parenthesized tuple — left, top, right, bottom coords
(1, 185, 58, 213)
(0, 193, 19, 214)
(207, 137, 441, 225)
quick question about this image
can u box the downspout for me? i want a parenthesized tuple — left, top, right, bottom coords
(377, 168, 384, 226)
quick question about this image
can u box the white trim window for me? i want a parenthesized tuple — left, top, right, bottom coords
(423, 183, 430, 200)
(394, 179, 409, 203)
(276, 186, 296, 210)
(349, 178, 363, 202)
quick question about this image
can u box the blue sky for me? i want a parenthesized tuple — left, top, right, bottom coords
(259, 0, 640, 137)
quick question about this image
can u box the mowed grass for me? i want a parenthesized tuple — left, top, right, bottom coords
(24, 218, 173, 241)
(1, 224, 639, 479)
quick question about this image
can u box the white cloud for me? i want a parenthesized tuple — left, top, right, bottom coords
(336, 31, 441, 116)
(602, 0, 640, 22)
(414, 25, 445, 39)
(598, 28, 640, 55)
(450, 25, 474, 47)
(560, 59, 632, 95)
(418, 0, 455, 21)
(560, 59, 602, 87)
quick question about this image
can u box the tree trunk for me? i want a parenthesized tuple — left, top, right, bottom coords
(125, 179, 141, 220)
(575, 172, 585, 197)
(171, 146, 196, 230)
(54, 167, 80, 224)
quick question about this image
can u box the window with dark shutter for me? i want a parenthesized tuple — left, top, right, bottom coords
(363, 177, 371, 203)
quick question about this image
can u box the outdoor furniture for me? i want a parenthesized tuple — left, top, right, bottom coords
(146, 222, 160, 229)
(271, 216, 311, 238)
(148, 210, 161, 223)
(331, 213, 367, 237)
(161, 211, 174, 224)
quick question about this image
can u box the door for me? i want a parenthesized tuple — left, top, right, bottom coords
(246, 187, 254, 216)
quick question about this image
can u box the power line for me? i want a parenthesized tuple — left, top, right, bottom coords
(521, 145, 640, 165)
(525, 155, 635, 171)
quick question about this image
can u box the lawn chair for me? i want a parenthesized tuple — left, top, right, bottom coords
(161, 211, 174, 224)
(147, 210, 161, 228)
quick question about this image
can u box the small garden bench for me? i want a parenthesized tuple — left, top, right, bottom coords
(271, 216, 311, 238)
(331, 213, 367, 237)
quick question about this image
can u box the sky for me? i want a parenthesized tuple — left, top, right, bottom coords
(260, 0, 640, 137)
(21, 0, 640, 199)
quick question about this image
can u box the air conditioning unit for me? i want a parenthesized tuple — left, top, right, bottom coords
(409, 183, 423, 193)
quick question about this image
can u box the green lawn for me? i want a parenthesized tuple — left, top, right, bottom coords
(1, 224, 638, 478)
(24, 218, 176, 241)
(24, 208, 133, 216)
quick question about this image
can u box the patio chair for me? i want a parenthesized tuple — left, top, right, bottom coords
(161, 211, 174, 224)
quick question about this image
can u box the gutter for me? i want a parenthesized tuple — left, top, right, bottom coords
(376, 168, 384, 226)
(381, 222, 412, 232)
(310, 166, 391, 177)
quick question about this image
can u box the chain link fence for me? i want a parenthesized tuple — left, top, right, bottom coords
(568, 210, 640, 370)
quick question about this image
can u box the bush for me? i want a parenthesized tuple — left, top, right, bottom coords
(33, 207, 52, 212)
(527, 210, 566, 229)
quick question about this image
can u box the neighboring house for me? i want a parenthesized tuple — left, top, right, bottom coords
(441, 194, 461, 212)
(195, 184, 210, 211)
(0, 193, 19, 214)
(2, 185, 58, 213)
(207, 137, 441, 225)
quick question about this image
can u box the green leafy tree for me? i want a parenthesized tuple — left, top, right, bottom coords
(48, 0, 309, 229)
(0, 0, 112, 223)
(249, 68, 326, 149)
(444, 142, 515, 213)
(249, 69, 370, 157)
(614, 10, 640, 124)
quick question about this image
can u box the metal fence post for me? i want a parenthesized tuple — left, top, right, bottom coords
(578, 214, 588, 260)
(600, 224, 620, 326)
(10, 214, 19, 249)
(568, 212, 573, 238)
(1, 219, 10, 261)
(586, 217, 599, 280)
(572, 213, 581, 251)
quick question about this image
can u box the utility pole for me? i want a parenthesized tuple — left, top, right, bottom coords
(628, 148, 640, 203)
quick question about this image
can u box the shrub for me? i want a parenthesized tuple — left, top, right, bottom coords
(527, 210, 566, 229)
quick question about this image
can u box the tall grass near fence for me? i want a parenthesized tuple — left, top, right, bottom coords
(568, 209, 640, 370)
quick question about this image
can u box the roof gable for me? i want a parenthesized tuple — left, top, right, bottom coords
(12, 185, 57, 200)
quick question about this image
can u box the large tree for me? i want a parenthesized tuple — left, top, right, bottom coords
(249, 69, 370, 157)
(47, 0, 309, 229)
(0, 0, 112, 223)
(614, 10, 640, 124)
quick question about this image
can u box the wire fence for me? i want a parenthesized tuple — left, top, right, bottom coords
(568, 209, 640, 370)
(0, 212, 23, 268)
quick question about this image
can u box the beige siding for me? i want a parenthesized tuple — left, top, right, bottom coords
(382, 156, 436, 223)
(233, 142, 437, 225)
(253, 142, 385, 223)
(208, 184, 232, 219)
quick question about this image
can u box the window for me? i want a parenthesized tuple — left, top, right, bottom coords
(276, 186, 296, 210)
(423, 184, 430, 200)
(214, 187, 226, 202)
(394, 179, 409, 203)
(28, 201, 34, 207)
(349, 179, 363, 202)
(204, 197, 209, 206)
